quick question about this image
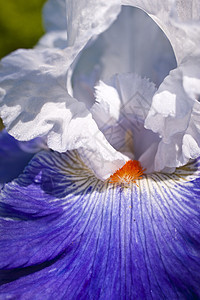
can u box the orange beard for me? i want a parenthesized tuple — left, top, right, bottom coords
(109, 160, 145, 186)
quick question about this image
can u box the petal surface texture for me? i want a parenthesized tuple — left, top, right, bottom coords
(65, 0, 121, 51)
(0, 48, 73, 145)
(0, 48, 128, 180)
(0, 150, 200, 299)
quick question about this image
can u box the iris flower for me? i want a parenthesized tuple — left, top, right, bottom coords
(0, 0, 200, 299)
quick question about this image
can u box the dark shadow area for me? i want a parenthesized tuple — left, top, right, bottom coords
(0, 250, 64, 285)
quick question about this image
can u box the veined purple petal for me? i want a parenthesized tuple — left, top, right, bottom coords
(0, 150, 200, 299)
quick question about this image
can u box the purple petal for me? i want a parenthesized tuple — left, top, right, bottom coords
(0, 150, 200, 299)
(0, 130, 36, 184)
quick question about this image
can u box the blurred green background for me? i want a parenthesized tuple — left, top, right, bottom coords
(0, 0, 46, 59)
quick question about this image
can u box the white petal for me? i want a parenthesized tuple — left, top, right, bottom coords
(64, 0, 121, 100)
(138, 142, 159, 173)
(99, 6, 176, 85)
(145, 56, 200, 171)
(0, 48, 70, 144)
(93, 73, 157, 122)
(78, 135, 129, 180)
(122, 0, 200, 64)
(92, 81, 121, 127)
(42, 0, 121, 86)
(72, 6, 176, 92)
(0, 48, 128, 180)
(183, 134, 200, 159)
(72, 66, 99, 109)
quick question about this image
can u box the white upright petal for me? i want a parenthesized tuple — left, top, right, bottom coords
(72, 5, 176, 104)
(92, 81, 121, 127)
(98, 6, 176, 85)
(122, 0, 200, 64)
(66, 0, 121, 57)
(41, 0, 121, 68)
(92, 73, 160, 171)
(64, 0, 121, 98)
(64, 0, 121, 97)
(145, 55, 200, 171)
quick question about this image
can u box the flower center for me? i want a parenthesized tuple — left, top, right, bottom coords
(109, 160, 145, 185)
